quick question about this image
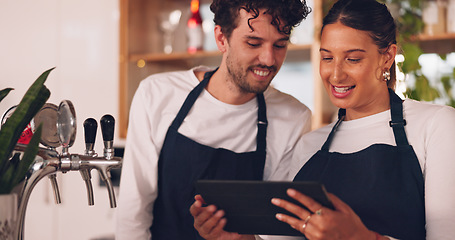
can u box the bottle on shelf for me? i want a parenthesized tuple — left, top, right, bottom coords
(448, 0, 455, 33)
(422, 0, 447, 35)
(187, 0, 204, 53)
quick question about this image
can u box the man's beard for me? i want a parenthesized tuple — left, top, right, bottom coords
(225, 54, 276, 94)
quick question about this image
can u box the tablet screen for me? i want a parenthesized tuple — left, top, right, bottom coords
(195, 180, 334, 236)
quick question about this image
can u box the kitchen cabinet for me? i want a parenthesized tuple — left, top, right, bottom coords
(118, 0, 455, 138)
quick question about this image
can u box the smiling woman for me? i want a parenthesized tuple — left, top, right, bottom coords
(271, 0, 455, 240)
(319, 22, 397, 120)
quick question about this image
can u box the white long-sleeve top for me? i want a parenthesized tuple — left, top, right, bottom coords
(115, 66, 312, 240)
(261, 99, 455, 240)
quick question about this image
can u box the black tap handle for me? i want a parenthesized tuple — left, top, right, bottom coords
(83, 118, 98, 144)
(100, 114, 115, 142)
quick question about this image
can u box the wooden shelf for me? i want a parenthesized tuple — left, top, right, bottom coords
(128, 44, 312, 63)
(412, 33, 455, 55)
(413, 33, 455, 41)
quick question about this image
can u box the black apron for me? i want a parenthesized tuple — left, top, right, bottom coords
(150, 70, 267, 239)
(294, 89, 425, 240)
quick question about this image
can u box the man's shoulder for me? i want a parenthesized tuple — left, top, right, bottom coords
(139, 66, 214, 89)
(140, 69, 192, 87)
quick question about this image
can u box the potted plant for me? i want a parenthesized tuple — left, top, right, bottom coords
(0, 68, 53, 240)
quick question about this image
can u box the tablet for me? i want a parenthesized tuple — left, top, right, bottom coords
(195, 180, 334, 236)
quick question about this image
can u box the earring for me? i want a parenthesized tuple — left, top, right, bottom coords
(382, 70, 390, 82)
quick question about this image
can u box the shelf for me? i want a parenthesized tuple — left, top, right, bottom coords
(128, 43, 312, 63)
(127, 33, 455, 65)
(412, 33, 455, 55)
(412, 33, 455, 41)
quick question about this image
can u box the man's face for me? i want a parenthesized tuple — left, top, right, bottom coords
(223, 9, 290, 94)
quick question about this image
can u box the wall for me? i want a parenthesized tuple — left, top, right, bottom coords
(0, 0, 120, 239)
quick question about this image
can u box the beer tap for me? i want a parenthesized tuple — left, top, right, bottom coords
(14, 145, 60, 240)
(7, 100, 123, 240)
(34, 103, 62, 204)
(98, 114, 118, 207)
(81, 118, 97, 206)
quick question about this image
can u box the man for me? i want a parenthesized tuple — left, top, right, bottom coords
(116, 0, 311, 239)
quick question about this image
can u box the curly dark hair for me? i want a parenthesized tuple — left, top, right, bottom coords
(210, 0, 311, 39)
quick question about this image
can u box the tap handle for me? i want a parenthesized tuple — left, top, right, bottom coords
(83, 118, 97, 144)
(101, 115, 115, 159)
(100, 115, 115, 142)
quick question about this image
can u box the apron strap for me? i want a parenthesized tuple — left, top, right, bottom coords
(321, 108, 345, 151)
(170, 68, 267, 154)
(256, 93, 267, 155)
(321, 89, 409, 150)
(170, 70, 216, 130)
(388, 88, 409, 146)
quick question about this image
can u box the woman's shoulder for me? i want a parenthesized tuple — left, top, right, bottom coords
(404, 99, 455, 120)
(403, 99, 455, 136)
(299, 123, 334, 147)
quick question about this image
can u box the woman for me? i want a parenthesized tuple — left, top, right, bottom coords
(272, 0, 455, 239)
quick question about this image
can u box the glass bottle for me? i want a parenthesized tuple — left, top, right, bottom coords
(187, 0, 204, 53)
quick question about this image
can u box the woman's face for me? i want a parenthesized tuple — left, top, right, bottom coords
(319, 22, 396, 120)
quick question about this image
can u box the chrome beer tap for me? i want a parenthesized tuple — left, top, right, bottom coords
(81, 118, 98, 206)
(98, 114, 119, 207)
(7, 100, 123, 240)
(14, 145, 60, 240)
(64, 114, 121, 208)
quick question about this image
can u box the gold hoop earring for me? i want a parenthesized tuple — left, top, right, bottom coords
(382, 70, 390, 82)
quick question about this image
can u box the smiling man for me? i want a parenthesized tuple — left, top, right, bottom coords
(116, 0, 312, 239)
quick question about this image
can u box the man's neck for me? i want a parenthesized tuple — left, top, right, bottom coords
(194, 68, 257, 105)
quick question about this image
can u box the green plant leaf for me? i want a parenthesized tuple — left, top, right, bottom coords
(0, 67, 54, 193)
(439, 54, 447, 61)
(11, 124, 42, 190)
(441, 76, 452, 97)
(408, 0, 421, 9)
(0, 68, 53, 174)
(414, 74, 439, 101)
(399, 10, 424, 37)
(0, 88, 14, 102)
(401, 42, 423, 73)
(450, 99, 455, 108)
(0, 153, 20, 193)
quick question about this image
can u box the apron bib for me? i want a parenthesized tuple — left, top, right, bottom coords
(294, 89, 425, 240)
(150, 70, 268, 239)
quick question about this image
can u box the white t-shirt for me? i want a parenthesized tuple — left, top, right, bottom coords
(115, 66, 312, 240)
(264, 99, 455, 240)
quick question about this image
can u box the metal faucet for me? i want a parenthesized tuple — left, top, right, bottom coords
(12, 113, 122, 240)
